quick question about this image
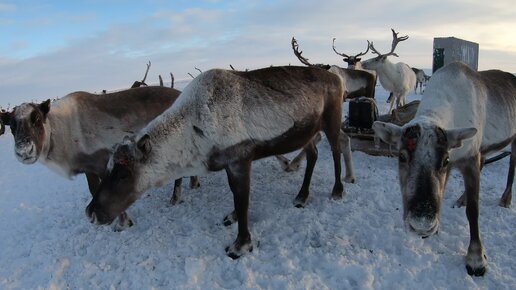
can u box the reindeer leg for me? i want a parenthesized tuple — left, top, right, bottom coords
(287, 132, 322, 172)
(339, 130, 355, 183)
(324, 117, 344, 200)
(455, 155, 486, 208)
(500, 139, 516, 207)
(224, 159, 253, 259)
(286, 150, 306, 172)
(293, 141, 318, 207)
(459, 154, 487, 276)
(388, 96, 396, 115)
(170, 178, 183, 205)
(275, 155, 290, 171)
(189, 176, 200, 189)
(386, 92, 394, 103)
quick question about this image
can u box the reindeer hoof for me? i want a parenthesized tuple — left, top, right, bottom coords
(331, 193, 343, 200)
(170, 195, 183, 206)
(293, 196, 307, 208)
(113, 218, 133, 232)
(344, 176, 356, 184)
(286, 163, 301, 172)
(331, 182, 344, 200)
(453, 194, 467, 208)
(225, 241, 253, 259)
(466, 264, 486, 276)
(499, 195, 512, 208)
(223, 211, 237, 227)
(466, 251, 487, 276)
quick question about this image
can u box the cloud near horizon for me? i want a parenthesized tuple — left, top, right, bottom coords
(0, 0, 515, 107)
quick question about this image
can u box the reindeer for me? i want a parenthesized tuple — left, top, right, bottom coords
(86, 66, 346, 258)
(332, 38, 378, 87)
(372, 62, 516, 276)
(3, 87, 198, 230)
(274, 37, 357, 181)
(362, 29, 416, 114)
(412, 67, 430, 94)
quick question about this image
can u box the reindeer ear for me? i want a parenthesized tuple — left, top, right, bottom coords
(39, 99, 51, 116)
(372, 121, 402, 148)
(446, 127, 477, 149)
(137, 134, 152, 156)
(0, 111, 11, 126)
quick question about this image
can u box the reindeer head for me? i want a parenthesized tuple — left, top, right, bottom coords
(373, 121, 476, 238)
(86, 134, 152, 225)
(9, 100, 50, 164)
(332, 38, 370, 69)
(361, 29, 408, 71)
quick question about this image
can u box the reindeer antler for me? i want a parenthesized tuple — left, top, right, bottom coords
(332, 38, 349, 58)
(389, 28, 409, 57)
(291, 37, 330, 69)
(368, 40, 382, 56)
(332, 38, 370, 59)
(291, 37, 313, 66)
(141, 61, 151, 84)
(368, 29, 409, 58)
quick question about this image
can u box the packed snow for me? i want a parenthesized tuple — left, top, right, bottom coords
(0, 82, 515, 290)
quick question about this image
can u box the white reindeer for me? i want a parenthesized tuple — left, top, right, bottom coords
(362, 29, 416, 114)
(372, 62, 516, 276)
(412, 67, 430, 94)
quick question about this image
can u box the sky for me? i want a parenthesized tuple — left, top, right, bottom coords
(1, 0, 516, 107)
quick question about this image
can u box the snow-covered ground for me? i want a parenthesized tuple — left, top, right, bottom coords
(0, 83, 515, 290)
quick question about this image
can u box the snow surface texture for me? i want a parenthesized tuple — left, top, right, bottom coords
(0, 83, 515, 290)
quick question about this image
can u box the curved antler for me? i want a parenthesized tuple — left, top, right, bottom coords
(368, 29, 409, 58)
(332, 38, 349, 58)
(389, 28, 409, 57)
(291, 37, 313, 66)
(291, 37, 330, 69)
(355, 41, 370, 58)
(333, 38, 370, 59)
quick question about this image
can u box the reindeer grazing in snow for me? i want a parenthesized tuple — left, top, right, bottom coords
(86, 66, 346, 258)
(362, 29, 416, 114)
(412, 67, 430, 94)
(3, 87, 198, 230)
(372, 62, 516, 276)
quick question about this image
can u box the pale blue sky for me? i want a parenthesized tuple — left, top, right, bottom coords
(1, 0, 515, 106)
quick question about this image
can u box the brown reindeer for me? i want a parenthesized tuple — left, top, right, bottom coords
(86, 66, 345, 258)
(5, 86, 197, 230)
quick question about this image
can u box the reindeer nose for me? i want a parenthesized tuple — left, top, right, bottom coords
(407, 216, 439, 237)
